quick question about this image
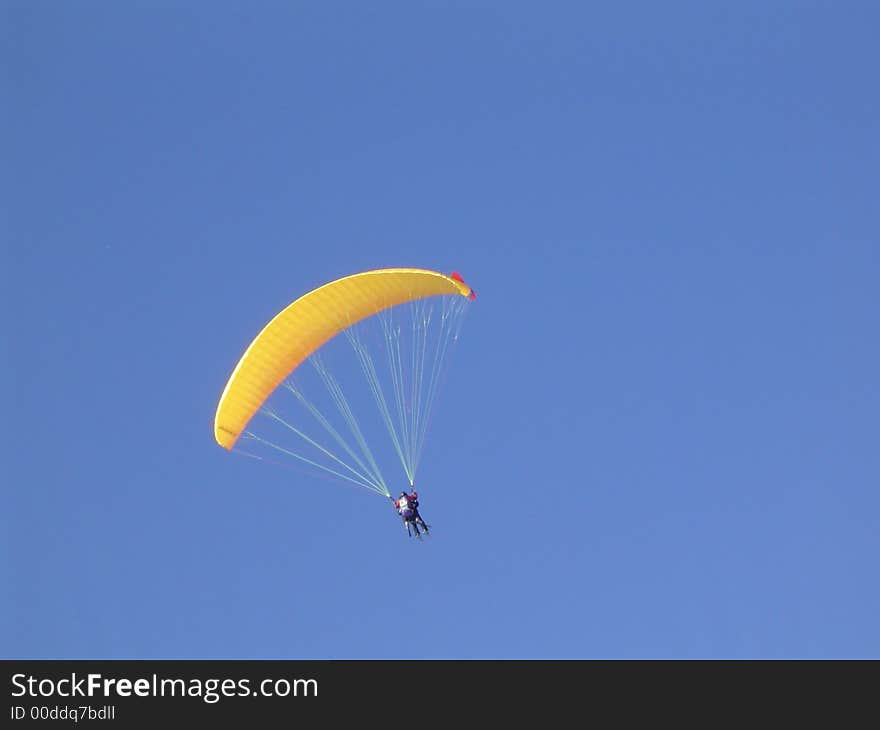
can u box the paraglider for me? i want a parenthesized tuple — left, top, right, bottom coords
(391, 489, 429, 538)
(213, 267, 475, 537)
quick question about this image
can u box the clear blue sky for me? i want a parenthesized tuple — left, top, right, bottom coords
(3, 1, 878, 659)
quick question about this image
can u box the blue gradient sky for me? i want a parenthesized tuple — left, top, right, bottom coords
(4, 1, 878, 658)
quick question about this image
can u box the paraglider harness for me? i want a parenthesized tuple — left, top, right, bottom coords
(394, 491, 428, 538)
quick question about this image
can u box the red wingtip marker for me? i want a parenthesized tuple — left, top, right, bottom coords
(450, 271, 476, 299)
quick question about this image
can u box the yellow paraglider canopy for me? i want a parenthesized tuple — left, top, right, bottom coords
(214, 268, 474, 450)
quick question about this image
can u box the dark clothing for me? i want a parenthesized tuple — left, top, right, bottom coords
(393, 490, 429, 536)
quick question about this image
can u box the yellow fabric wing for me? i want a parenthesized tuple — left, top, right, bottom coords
(214, 268, 474, 449)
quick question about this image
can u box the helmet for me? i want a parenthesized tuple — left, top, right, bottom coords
(400, 492, 407, 497)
